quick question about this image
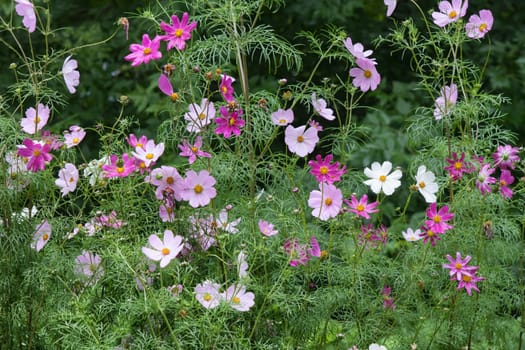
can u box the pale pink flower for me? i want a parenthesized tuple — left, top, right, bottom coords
(349, 58, 381, 92)
(178, 136, 211, 164)
(31, 220, 51, 252)
(284, 124, 319, 157)
(283, 236, 321, 267)
(181, 170, 217, 208)
(141, 229, 184, 268)
(124, 34, 162, 67)
(55, 163, 79, 196)
(20, 103, 50, 134)
(213, 209, 241, 234)
(95, 211, 124, 229)
(62, 56, 80, 93)
(465, 10, 493, 39)
(308, 183, 343, 221)
(475, 163, 496, 195)
(184, 98, 216, 133)
(258, 220, 278, 236)
(311, 93, 335, 121)
(271, 108, 294, 126)
(145, 165, 185, 201)
(432, 0, 468, 28)
(195, 280, 222, 309)
(132, 139, 164, 168)
(160, 12, 198, 51)
(221, 284, 255, 312)
(15, 0, 36, 33)
(384, 0, 397, 17)
(75, 250, 103, 281)
(344, 37, 374, 59)
(434, 83, 457, 120)
(63, 125, 86, 148)
(237, 251, 248, 278)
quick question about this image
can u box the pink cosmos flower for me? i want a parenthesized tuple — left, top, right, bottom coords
(308, 119, 323, 131)
(141, 229, 184, 268)
(283, 236, 321, 267)
(178, 136, 211, 164)
(132, 139, 164, 168)
(124, 34, 162, 67)
(184, 98, 216, 133)
(418, 225, 443, 246)
(31, 220, 51, 252)
(55, 163, 79, 196)
(271, 108, 294, 126)
(384, 0, 397, 17)
(432, 0, 468, 27)
(311, 93, 335, 121)
(95, 211, 124, 229)
(445, 152, 474, 180)
(492, 145, 520, 170)
(181, 170, 217, 208)
(358, 224, 388, 248)
(382, 285, 395, 310)
(344, 194, 379, 219)
(363, 161, 402, 196)
(160, 12, 197, 51)
(219, 74, 235, 102)
(349, 58, 381, 92)
(214, 106, 245, 138)
(442, 252, 477, 281)
(20, 103, 50, 134)
(75, 250, 103, 281)
(402, 227, 423, 242)
(158, 74, 179, 102)
(258, 219, 278, 236)
(17, 138, 53, 172)
(145, 165, 185, 201)
(159, 202, 175, 222)
(457, 267, 485, 295)
(41, 130, 62, 150)
(308, 154, 346, 184)
(424, 203, 454, 233)
(475, 163, 496, 195)
(62, 56, 80, 94)
(222, 284, 255, 312)
(126, 134, 149, 149)
(15, 0, 36, 33)
(434, 83, 457, 120)
(63, 125, 86, 148)
(308, 183, 343, 221)
(284, 124, 319, 157)
(195, 280, 222, 309)
(102, 153, 136, 178)
(498, 169, 514, 199)
(344, 37, 374, 59)
(465, 10, 493, 39)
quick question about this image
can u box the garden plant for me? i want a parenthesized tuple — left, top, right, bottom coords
(1, 0, 524, 349)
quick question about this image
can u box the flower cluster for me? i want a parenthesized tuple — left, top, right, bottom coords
(345, 37, 381, 92)
(283, 236, 321, 267)
(442, 252, 485, 295)
(195, 280, 255, 312)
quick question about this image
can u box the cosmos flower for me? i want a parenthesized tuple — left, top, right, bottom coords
(308, 183, 343, 221)
(413, 165, 438, 203)
(31, 220, 52, 252)
(311, 93, 335, 121)
(349, 58, 381, 92)
(20, 103, 50, 135)
(124, 34, 162, 66)
(284, 124, 319, 157)
(15, 0, 36, 33)
(160, 12, 197, 51)
(55, 163, 79, 196)
(465, 9, 493, 39)
(62, 56, 80, 93)
(363, 161, 402, 196)
(432, 0, 468, 27)
(271, 108, 294, 126)
(141, 229, 184, 268)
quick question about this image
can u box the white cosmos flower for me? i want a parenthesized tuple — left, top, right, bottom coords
(414, 165, 438, 203)
(363, 161, 402, 196)
(402, 227, 423, 242)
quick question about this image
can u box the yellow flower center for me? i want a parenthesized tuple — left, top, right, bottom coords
(161, 247, 170, 256)
(427, 230, 434, 237)
(175, 29, 183, 37)
(73, 137, 79, 144)
(379, 175, 387, 182)
(364, 70, 372, 78)
(170, 92, 179, 102)
(116, 167, 124, 173)
(297, 135, 304, 143)
(198, 113, 206, 120)
(33, 149, 41, 157)
(143, 47, 151, 55)
(319, 166, 329, 175)
(324, 198, 332, 206)
(221, 86, 228, 94)
(433, 215, 441, 223)
(419, 181, 426, 188)
(462, 275, 471, 282)
(69, 177, 75, 183)
(448, 10, 457, 19)
(229, 117, 236, 126)
(454, 161, 462, 170)
(479, 23, 487, 32)
(42, 233, 49, 241)
(203, 293, 212, 301)
(191, 146, 198, 153)
(146, 153, 154, 160)
(279, 118, 286, 124)
(356, 204, 365, 212)
(136, 142, 143, 148)
(500, 180, 507, 186)
(232, 296, 241, 304)
(35, 117, 41, 123)
(166, 176, 174, 184)
(140, 162, 146, 169)
(194, 184, 203, 194)
(455, 263, 462, 269)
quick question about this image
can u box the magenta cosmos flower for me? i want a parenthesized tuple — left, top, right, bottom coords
(311, 93, 335, 121)
(63, 125, 86, 148)
(102, 153, 136, 178)
(382, 285, 395, 310)
(158, 74, 179, 102)
(219, 74, 235, 102)
(185, 98, 216, 133)
(284, 124, 319, 157)
(127, 134, 149, 149)
(308, 183, 343, 221)
(124, 34, 162, 67)
(258, 219, 278, 236)
(271, 108, 294, 126)
(457, 267, 485, 295)
(55, 163, 79, 197)
(425, 203, 454, 233)
(75, 250, 103, 280)
(31, 220, 52, 252)
(160, 12, 197, 51)
(344, 37, 373, 60)
(308, 154, 346, 184)
(283, 236, 321, 267)
(181, 170, 217, 208)
(350, 58, 381, 92)
(432, 0, 468, 28)
(465, 10, 493, 39)
(418, 224, 443, 246)
(492, 144, 520, 170)
(442, 252, 477, 281)
(221, 284, 255, 312)
(344, 194, 379, 219)
(20, 103, 50, 135)
(445, 151, 474, 180)
(384, 0, 397, 17)
(17, 139, 53, 172)
(214, 106, 245, 138)
(195, 280, 222, 309)
(178, 136, 211, 164)
(434, 83, 457, 120)
(15, 0, 36, 33)
(499, 169, 514, 199)
(142, 229, 184, 268)
(62, 56, 80, 94)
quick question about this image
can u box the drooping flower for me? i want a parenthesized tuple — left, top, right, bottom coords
(498, 169, 514, 199)
(284, 124, 319, 157)
(20, 103, 50, 134)
(434, 83, 457, 120)
(75, 250, 103, 281)
(17, 138, 53, 172)
(258, 220, 278, 236)
(271, 108, 294, 126)
(132, 139, 165, 168)
(222, 284, 255, 312)
(384, 0, 397, 17)
(184, 98, 216, 133)
(180, 170, 217, 208)
(492, 145, 520, 170)
(442, 252, 477, 281)
(308, 183, 343, 221)
(102, 153, 136, 178)
(219, 74, 235, 102)
(214, 106, 245, 138)
(424, 203, 454, 233)
(178, 136, 211, 164)
(401, 227, 423, 242)
(465, 9, 493, 39)
(141, 229, 184, 268)
(414, 165, 439, 203)
(363, 161, 402, 196)
(311, 93, 335, 121)
(124, 34, 162, 67)
(158, 74, 179, 102)
(349, 58, 381, 92)
(31, 220, 52, 252)
(308, 154, 346, 184)
(444, 152, 474, 180)
(15, 0, 36, 33)
(55, 163, 79, 196)
(475, 163, 496, 195)
(344, 37, 374, 60)
(62, 56, 80, 94)
(195, 280, 222, 309)
(344, 194, 379, 219)
(160, 12, 198, 51)
(432, 0, 468, 27)
(237, 251, 248, 278)
(63, 125, 86, 148)
(118, 17, 129, 40)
